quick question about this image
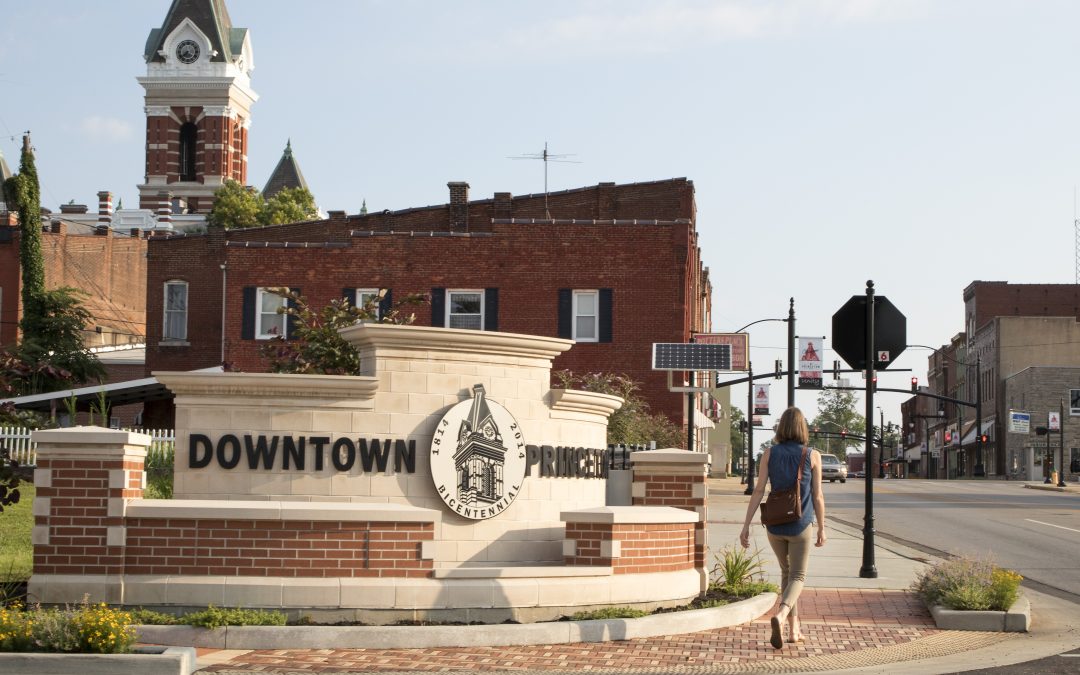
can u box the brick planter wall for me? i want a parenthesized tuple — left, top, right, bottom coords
(564, 521, 694, 574)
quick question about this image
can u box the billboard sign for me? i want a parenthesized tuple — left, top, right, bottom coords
(694, 333, 749, 372)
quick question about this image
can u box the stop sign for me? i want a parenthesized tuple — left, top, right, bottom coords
(832, 295, 906, 371)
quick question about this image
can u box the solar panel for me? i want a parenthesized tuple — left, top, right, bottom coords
(652, 343, 733, 371)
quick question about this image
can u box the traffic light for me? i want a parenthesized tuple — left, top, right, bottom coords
(944, 430, 952, 444)
(833, 360, 840, 380)
(774, 359, 783, 380)
(911, 377, 918, 392)
(980, 434, 988, 444)
(739, 420, 748, 433)
(872, 376, 878, 392)
(840, 429, 848, 440)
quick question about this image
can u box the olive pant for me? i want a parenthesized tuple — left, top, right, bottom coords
(767, 526, 813, 613)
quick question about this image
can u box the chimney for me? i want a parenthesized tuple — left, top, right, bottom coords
(50, 220, 66, 235)
(130, 228, 141, 239)
(448, 181, 469, 230)
(597, 182, 616, 219)
(493, 192, 512, 220)
(59, 203, 88, 215)
(156, 191, 172, 228)
(96, 191, 114, 226)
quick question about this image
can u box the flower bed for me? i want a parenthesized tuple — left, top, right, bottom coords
(0, 600, 135, 654)
(912, 555, 1029, 632)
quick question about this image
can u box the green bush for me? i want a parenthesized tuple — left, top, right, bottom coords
(143, 444, 174, 500)
(912, 555, 1022, 611)
(710, 546, 766, 589)
(182, 606, 287, 629)
(128, 608, 179, 625)
(568, 607, 649, 620)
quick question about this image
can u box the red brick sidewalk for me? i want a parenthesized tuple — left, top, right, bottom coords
(198, 589, 940, 673)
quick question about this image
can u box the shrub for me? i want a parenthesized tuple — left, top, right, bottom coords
(182, 606, 287, 629)
(143, 444, 175, 500)
(710, 546, 766, 589)
(912, 555, 1022, 612)
(0, 599, 135, 654)
(568, 607, 649, 620)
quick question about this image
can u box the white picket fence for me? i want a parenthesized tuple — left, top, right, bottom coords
(0, 426, 175, 466)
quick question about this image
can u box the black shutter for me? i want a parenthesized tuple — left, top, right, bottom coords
(241, 287, 256, 339)
(379, 289, 393, 319)
(342, 288, 356, 308)
(557, 289, 572, 339)
(286, 288, 301, 338)
(599, 288, 613, 343)
(484, 288, 499, 332)
(431, 288, 446, 327)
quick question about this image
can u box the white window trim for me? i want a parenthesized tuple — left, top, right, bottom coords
(163, 280, 188, 341)
(356, 288, 381, 320)
(256, 287, 288, 340)
(446, 289, 485, 331)
(572, 289, 599, 342)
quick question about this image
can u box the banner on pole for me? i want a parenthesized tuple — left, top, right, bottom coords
(753, 384, 770, 416)
(798, 337, 824, 389)
(1049, 411, 1061, 431)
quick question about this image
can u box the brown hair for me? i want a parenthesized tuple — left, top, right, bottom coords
(773, 406, 809, 445)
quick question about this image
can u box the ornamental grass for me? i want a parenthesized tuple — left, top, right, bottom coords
(912, 555, 1023, 611)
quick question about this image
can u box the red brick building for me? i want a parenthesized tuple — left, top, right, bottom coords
(144, 178, 713, 430)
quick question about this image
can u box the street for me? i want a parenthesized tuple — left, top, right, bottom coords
(825, 479, 1080, 600)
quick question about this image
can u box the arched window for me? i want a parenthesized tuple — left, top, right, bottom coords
(179, 122, 197, 181)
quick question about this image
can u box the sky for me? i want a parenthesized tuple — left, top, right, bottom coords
(3, 0, 1080, 431)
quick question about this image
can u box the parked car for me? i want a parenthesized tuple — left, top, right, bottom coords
(821, 453, 847, 483)
(852, 470, 865, 478)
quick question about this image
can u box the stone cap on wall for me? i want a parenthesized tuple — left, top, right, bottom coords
(340, 323, 573, 371)
(561, 506, 700, 524)
(32, 426, 151, 457)
(630, 448, 711, 466)
(550, 389, 624, 419)
(126, 499, 441, 523)
(154, 371, 379, 401)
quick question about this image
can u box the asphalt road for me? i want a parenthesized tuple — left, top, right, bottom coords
(823, 479, 1080, 601)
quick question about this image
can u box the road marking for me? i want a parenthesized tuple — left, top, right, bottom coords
(1024, 518, 1080, 534)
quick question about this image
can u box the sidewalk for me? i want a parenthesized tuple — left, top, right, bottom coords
(190, 477, 1080, 674)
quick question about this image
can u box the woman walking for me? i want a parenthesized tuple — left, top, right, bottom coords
(740, 407, 827, 649)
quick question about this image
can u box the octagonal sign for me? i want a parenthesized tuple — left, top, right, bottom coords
(831, 295, 906, 371)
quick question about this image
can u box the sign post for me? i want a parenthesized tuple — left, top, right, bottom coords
(832, 281, 906, 580)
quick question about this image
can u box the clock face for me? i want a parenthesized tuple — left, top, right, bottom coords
(176, 40, 200, 64)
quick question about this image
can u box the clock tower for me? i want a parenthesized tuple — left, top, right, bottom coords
(138, 0, 257, 214)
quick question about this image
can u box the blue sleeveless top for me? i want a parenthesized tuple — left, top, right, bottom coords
(765, 441, 814, 536)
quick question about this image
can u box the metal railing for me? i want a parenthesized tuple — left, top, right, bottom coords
(0, 426, 175, 466)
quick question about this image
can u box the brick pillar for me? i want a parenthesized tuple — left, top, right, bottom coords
(157, 191, 172, 228)
(448, 181, 469, 230)
(97, 190, 114, 227)
(29, 427, 150, 604)
(630, 448, 709, 590)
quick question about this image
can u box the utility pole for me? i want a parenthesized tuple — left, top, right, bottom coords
(787, 298, 796, 409)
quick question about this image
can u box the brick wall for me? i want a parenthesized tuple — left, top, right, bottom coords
(564, 522, 694, 574)
(0, 224, 146, 346)
(965, 281, 1080, 335)
(145, 179, 708, 428)
(123, 519, 433, 578)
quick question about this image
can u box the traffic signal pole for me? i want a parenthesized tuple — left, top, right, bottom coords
(788, 298, 796, 409)
(744, 362, 755, 496)
(860, 281, 878, 579)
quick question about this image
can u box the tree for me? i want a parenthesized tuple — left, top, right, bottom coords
(262, 289, 428, 375)
(207, 181, 319, 229)
(14, 288, 105, 394)
(207, 180, 262, 229)
(553, 371, 683, 448)
(809, 386, 866, 459)
(259, 186, 318, 226)
(3, 135, 46, 341)
(729, 405, 746, 467)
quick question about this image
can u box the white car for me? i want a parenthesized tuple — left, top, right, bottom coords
(821, 453, 847, 483)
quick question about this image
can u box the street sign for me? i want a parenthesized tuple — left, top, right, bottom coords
(1008, 410, 1030, 434)
(831, 295, 907, 371)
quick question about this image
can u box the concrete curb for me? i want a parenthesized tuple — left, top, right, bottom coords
(929, 594, 1030, 632)
(138, 592, 777, 650)
(1023, 483, 1078, 493)
(0, 646, 197, 675)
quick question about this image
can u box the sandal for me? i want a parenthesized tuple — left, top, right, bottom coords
(769, 616, 783, 649)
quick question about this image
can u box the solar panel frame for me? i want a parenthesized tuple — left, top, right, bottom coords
(652, 343, 733, 371)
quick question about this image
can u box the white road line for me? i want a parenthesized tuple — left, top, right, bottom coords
(1024, 518, 1080, 534)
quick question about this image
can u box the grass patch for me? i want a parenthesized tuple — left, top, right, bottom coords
(567, 607, 650, 621)
(0, 483, 34, 583)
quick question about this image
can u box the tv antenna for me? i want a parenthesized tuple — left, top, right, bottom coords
(509, 142, 581, 219)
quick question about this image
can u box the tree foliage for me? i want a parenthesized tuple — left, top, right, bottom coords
(262, 289, 429, 375)
(207, 180, 318, 230)
(553, 371, 684, 448)
(3, 135, 46, 341)
(808, 386, 866, 458)
(15, 288, 105, 395)
(728, 405, 746, 461)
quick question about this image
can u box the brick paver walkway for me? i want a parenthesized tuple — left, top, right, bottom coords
(197, 589, 1001, 674)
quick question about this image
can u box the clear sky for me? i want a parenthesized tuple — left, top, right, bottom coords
(3, 0, 1079, 429)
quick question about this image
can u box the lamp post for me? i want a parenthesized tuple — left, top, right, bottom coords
(1060, 399, 1068, 488)
(744, 362, 756, 496)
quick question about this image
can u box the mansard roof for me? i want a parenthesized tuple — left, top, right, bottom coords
(262, 140, 310, 199)
(144, 0, 247, 63)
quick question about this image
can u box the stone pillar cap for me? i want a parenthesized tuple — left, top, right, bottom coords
(629, 448, 710, 465)
(32, 426, 152, 447)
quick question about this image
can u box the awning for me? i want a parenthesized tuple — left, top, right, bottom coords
(0, 366, 221, 413)
(960, 420, 993, 447)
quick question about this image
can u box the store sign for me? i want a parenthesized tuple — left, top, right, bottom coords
(798, 337, 824, 389)
(1008, 410, 1031, 434)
